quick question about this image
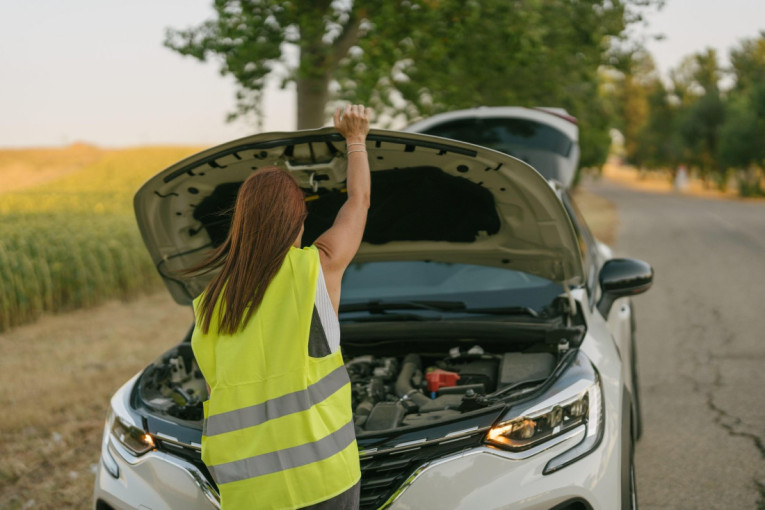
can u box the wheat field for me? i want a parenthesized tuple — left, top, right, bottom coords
(0, 145, 202, 331)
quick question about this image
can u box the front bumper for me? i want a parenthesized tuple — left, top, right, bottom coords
(95, 414, 618, 510)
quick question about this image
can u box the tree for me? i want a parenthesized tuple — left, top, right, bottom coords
(719, 33, 765, 196)
(165, 0, 425, 128)
(599, 49, 662, 168)
(718, 91, 764, 196)
(337, 0, 662, 169)
(671, 50, 725, 185)
(166, 0, 661, 172)
(634, 78, 681, 171)
(729, 31, 765, 93)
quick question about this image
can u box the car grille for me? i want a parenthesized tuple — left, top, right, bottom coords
(358, 429, 487, 510)
(155, 426, 488, 509)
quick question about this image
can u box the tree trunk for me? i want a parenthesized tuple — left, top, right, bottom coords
(296, 75, 330, 129)
(294, 4, 360, 130)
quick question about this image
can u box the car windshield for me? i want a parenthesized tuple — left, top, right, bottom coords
(340, 261, 563, 313)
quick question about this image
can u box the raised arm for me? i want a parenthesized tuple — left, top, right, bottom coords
(314, 104, 371, 312)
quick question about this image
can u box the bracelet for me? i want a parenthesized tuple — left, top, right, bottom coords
(346, 142, 366, 148)
(347, 149, 367, 155)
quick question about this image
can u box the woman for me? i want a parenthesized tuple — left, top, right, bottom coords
(189, 104, 371, 509)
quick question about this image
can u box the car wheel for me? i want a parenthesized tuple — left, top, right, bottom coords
(630, 304, 643, 441)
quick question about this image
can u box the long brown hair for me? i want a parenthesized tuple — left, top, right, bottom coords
(187, 167, 307, 335)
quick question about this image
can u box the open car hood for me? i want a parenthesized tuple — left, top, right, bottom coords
(134, 128, 584, 305)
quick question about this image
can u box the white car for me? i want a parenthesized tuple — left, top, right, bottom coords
(406, 106, 580, 188)
(94, 127, 652, 510)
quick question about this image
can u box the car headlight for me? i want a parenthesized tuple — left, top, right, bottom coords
(109, 410, 155, 456)
(485, 351, 604, 474)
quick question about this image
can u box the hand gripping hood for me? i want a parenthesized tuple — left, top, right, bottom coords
(134, 128, 584, 305)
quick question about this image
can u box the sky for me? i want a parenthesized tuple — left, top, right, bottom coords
(0, 0, 763, 148)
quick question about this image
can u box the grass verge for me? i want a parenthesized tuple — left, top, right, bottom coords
(0, 292, 192, 509)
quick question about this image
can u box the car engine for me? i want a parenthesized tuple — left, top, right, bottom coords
(138, 345, 208, 422)
(137, 343, 557, 433)
(346, 346, 556, 432)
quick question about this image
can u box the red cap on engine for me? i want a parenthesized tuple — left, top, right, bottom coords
(426, 369, 461, 393)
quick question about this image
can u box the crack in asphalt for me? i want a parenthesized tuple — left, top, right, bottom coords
(706, 367, 765, 459)
(673, 294, 765, 510)
(679, 297, 765, 508)
(682, 301, 765, 461)
(755, 479, 765, 510)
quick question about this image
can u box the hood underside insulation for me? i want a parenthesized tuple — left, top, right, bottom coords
(193, 166, 501, 248)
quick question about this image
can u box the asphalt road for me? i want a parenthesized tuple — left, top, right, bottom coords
(584, 179, 765, 509)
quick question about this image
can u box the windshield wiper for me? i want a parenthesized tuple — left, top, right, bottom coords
(339, 300, 466, 314)
(340, 313, 436, 322)
(457, 306, 540, 318)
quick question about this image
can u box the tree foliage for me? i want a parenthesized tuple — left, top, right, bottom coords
(165, 0, 395, 128)
(669, 50, 725, 183)
(636, 79, 681, 169)
(719, 33, 765, 195)
(165, 0, 660, 170)
(599, 49, 661, 167)
(340, 0, 650, 168)
(611, 32, 765, 196)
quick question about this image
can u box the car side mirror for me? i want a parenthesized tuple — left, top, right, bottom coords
(597, 258, 653, 316)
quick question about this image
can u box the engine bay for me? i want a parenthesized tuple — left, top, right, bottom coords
(137, 344, 207, 423)
(137, 340, 563, 433)
(346, 346, 556, 432)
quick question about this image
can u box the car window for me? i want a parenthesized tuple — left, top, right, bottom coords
(340, 261, 563, 311)
(421, 118, 573, 158)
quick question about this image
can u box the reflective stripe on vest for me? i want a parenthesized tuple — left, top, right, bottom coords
(203, 365, 351, 437)
(191, 245, 360, 509)
(208, 420, 356, 485)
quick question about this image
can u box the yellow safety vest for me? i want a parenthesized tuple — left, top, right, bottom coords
(191, 245, 360, 509)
